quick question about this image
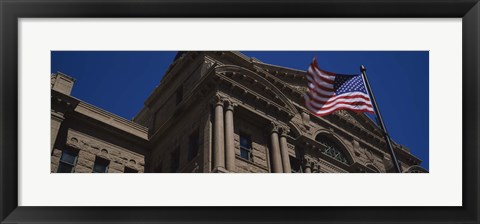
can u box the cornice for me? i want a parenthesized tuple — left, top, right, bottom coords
(52, 89, 149, 140)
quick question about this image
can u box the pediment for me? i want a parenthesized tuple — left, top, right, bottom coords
(214, 65, 299, 117)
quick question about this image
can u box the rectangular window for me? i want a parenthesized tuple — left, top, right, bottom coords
(170, 148, 180, 173)
(175, 84, 183, 105)
(290, 156, 302, 173)
(124, 167, 138, 173)
(57, 150, 78, 173)
(187, 129, 199, 161)
(240, 133, 252, 161)
(93, 156, 110, 173)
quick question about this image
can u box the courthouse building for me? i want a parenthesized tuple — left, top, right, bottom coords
(51, 51, 427, 173)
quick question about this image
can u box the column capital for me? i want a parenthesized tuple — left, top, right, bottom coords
(270, 121, 280, 133)
(280, 126, 290, 137)
(211, 93, 225, 107)
(303, 156, 314, 168)
(303, 157, 313, 173)
(225, 99, 238, 111)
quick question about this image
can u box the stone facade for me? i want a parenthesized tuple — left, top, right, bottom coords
(51, 51, 427, 173)
(51, 73, 148, 173)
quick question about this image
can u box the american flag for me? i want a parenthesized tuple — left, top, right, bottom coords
(305, 58, 375, 116)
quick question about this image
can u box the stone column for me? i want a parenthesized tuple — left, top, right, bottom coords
(279, 126, 291, 173)
(312, 163, 320, 173)
(304, 165, 312, 173)
(270, 122, 283, 173)
(304, 158, 312, 173)
(224, 100, 236, 172)
(213, 95, 225, 171)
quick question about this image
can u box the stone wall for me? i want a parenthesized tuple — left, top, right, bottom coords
(149, 97, 209, 173)
(152, 57, 206, 131)
(233, 116, 270, 173)
(51, 129, 144, 173)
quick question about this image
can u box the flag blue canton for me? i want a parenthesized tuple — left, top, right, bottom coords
(333, 74, 368, 95)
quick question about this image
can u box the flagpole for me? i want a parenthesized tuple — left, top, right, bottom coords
(360, 65, 402, 173)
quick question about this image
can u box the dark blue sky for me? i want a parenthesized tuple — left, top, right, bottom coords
(51, 51, 429, 170)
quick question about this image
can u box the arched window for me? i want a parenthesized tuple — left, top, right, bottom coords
(315, 136, 350, 165)
(405, 165, 428, 173)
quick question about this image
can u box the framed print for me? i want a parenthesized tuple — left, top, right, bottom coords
(1, 0, 479, 223)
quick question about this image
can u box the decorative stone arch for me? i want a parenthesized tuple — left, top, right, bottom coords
(215, 65, 299, 117)
(287, 122, 303, 139)
(404, 165, 428, 173)
(314, 130, 356, 165)
(365, 163, 381, 173)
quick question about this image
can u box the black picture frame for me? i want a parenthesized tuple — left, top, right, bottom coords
(1, 0, 479, 223)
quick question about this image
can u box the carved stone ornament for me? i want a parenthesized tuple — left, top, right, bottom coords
(352, 139, 362, 157)
(365, 149, 375, 163)
(335, 110, 349, 117)
(295, 86, 308, 93)
(303, 156, 313, 167)
(301, 111, 309, 124)
(225, 99, 237, 111)
(335, 110, 361, 126)
(280, 126, 290, 137)
(270, 121, 280, 133)
(211, 93, 225, 106)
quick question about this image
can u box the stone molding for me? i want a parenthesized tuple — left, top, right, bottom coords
(215, 65, 298, 116)
(73, 101, 148, 140)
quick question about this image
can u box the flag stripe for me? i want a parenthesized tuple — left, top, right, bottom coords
(305, 93, 373, 110)
(311, 58, 337, 76)
(307, 79, 334, 93)
(308, 66, 335, 83)
(307, 73, 334, 90)
(308, 91, 371, 103)
(306, 100, 374, 116)
(308, 82, 334, 97)
(307, 94, 373, 110)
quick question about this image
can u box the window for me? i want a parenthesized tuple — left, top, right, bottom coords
(289, 156, 302, 173)
(93, 156, 110, 173)
(239, 133, 252, 161)
(57, 150, 78, 173)
(315, 136, 350, 165)
(124, 167, 138, 173)
(170, 148, 180, 173)
(187, 130, 199, 161)
(175, 84, 183, 105)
